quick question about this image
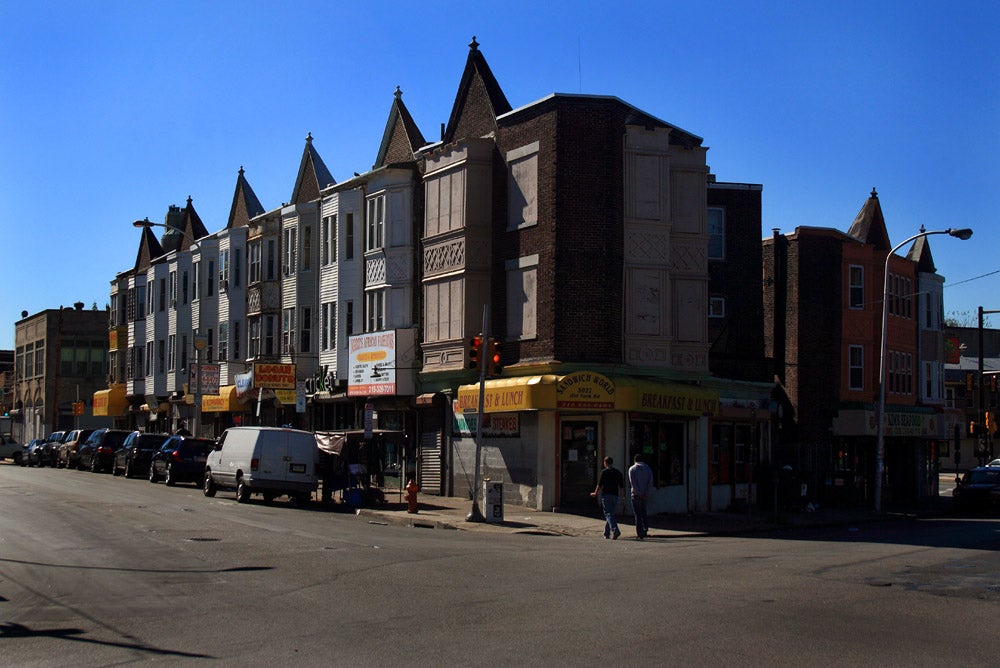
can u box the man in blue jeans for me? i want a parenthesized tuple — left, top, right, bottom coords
(591, 456, 625, 539)
(628, 453, 654, 539)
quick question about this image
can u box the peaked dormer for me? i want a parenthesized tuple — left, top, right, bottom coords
(906, 233, 937, 273)
(847, 187, 891, 251)
(290, 132, 335, 205)
(133, 226, 164, 273)
(443, 36, 512, 144)
(374, 86, 428, 169)
(226, 167, 265, 229)
(161, 197, 210, 254)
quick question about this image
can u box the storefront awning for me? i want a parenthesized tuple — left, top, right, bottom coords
(457, 373, 719, 417)
(93, 385, 128, 417)
(202, 386, 243, 413)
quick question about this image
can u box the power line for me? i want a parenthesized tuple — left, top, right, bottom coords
(945, 268, 1000, 288)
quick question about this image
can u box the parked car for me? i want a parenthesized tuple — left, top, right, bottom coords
(24, 439, 47, 466)
(953, 466, 1000, 511)
(113, 432, 170, 478)
(37, 431, 67, 467)
(204, 427, 319, 505)
(56, 429, 95, 469)
(77, 428, 132, 472)
(148, 436, 214, 486)
(0, 434, 21, 463)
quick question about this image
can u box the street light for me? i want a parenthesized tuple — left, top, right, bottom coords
(875, 225, 972, 512)
(132, 217, 205, 437)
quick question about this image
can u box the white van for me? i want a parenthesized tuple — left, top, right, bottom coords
(203, 427, 319, 505)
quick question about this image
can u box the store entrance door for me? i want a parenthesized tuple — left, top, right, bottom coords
(560, 419, 600, 508)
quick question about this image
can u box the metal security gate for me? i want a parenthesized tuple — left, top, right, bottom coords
(418, 431, 444, 495)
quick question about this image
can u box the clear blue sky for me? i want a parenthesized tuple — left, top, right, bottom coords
(2, 1, 998, 350)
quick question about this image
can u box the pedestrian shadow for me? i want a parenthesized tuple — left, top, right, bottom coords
(0, 621, 214, 658)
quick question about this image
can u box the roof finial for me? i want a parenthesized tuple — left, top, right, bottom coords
(469, 35, 479, 51)
(239, 165, 245, 176)
(919, 224, 926, 233)
(394, 85, 402, 100)
(186, 195, 193, 206)
(870, 187, 878, 198)
(306, 132, 313, 143)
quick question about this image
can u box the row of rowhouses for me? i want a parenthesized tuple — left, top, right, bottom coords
(87, 38, 959, 513)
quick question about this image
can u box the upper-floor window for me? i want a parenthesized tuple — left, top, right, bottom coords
(302, 226, 312, 271)
(321, 301, 336, 351)
(848, 345, 864, 390)
(219, 249, 230, 291)
(366, 195, 385, 251)
(282, 307, 296, 354)
(182, 271, 189, 304)
(322, 215, 336, 266)
(159, 278, 167, 312)
(707, 207, 725, 260)
(193, 262, 201, 301)
(218, 321, 229, 361)
(283, 228, 297, 276)
(206, 260, 215, 297)
(849, 265, 864, 309)
(709, 297, 726, 319)
(249, 240, 261, 284)
(366, 290, 385, 333)
(887, 272, 912, 318)
(169, 271, 177, 307)
(266, 239, 277, 280)
(300, 307, 312, 353)
(345, 213, 355, 260)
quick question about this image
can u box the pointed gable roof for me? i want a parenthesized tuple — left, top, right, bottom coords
(291, 133, 335, 205)
(374, 86, 428, 168)
(162, 197, 210, 254)
(443, 36, 512, 144)
(133, 226, 164, 272)
(847, 187, 891, 251)
(227, 167, 265, 229)
(906, 232, 937, 273)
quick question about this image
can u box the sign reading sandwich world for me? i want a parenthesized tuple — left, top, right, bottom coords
(456, 372, 718, 417)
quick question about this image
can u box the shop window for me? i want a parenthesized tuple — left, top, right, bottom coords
(628, 420, 684, 486)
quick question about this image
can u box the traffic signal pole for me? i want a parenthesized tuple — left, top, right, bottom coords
(467, 304, 489, 522)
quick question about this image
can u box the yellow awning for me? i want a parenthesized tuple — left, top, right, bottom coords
(615, 377, 719, 417)
(457, 373, 719, 417)
(93, 385, 127, 417)
(456, 375, 561, 413)
(202, 386, 243, 413)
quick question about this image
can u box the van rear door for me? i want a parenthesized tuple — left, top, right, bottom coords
(256, 430, 317, 485)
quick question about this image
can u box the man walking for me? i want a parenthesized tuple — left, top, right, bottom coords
(591, 456, 625, 539)
(628, 453, 654, 539)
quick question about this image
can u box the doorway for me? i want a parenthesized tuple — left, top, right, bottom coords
(559, 419, 600, 508)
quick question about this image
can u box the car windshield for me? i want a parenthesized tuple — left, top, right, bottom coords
(967, 469, 1000, 485)
(103, 431, 130, 448)
(137, 434, 170, 449)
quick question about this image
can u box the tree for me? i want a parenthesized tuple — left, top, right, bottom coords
(945, 310, 992, 328)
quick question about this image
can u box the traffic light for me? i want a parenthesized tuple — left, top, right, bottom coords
(467, 334, 483, 371)
(488, 339, 503, 378)
(969, 420, 977, 436)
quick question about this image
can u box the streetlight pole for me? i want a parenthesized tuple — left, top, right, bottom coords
(875, 225, 972, 512)
(132, 217, 204, 436)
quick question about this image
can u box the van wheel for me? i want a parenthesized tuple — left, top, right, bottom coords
(236, 475, 250, 503)
(203, 471, 217, 497)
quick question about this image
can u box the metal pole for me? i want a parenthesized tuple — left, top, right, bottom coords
(467, 304, 488, 522)
(979, 306, 985, 466)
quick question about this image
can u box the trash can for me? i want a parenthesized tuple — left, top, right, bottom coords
(484, 479, 504, 524)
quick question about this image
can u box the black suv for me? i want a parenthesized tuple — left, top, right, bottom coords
(37, 431, 67, 467)
(113, 432, 171, 478)
(148, 436, 214, 486)
(78, 428, 132, 472)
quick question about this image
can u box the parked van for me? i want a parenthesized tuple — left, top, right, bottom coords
(203, 427, 319, 505)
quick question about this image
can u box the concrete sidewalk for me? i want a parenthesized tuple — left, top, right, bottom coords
(354, 491, 911, 538)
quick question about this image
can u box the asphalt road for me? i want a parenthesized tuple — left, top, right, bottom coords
(2, 462, 998, 666)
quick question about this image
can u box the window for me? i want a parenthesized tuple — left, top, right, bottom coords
(159, 278, 166, 312)
(300, 307, 312, 353)
(849, 265, 864, 309)
(322, 215, 336, 265)
(709, 297, 726, 318)
(219, 249, 230, 291)
(145, 341, 153, 377)
(321, 302, 336, 351)
(266, 239, 276, 280)
(366, 194, 384, 251)
(366, 290, 385, 332)
(345, 213, 354, 259)
(169, 271, 177, 306)
(233, 249, 242, 288)
(157, 339, 165, 374)
(206, 328, 214, 363)
(218, 322, 229, 362)
(168, 334, 176, 371)
(180, 335, 188, 372)
(136, 285, 145, 320)
(848, 345, 864, 390)
(233, 320, 241, 360)
(283, 228, 297, 276)
(182, 270, 189, 304)
(249, 318, 260, 358)
(707, 207, 725, 260)
(193, 262, 201, 300)
(264, 315, 276, 356)
(507, 142, 539, 230)
(345, 301, 354, 336)
(207, 260, 215, 297)
(630, 421, 685, 487)
(146, 282, 154, 315)
(302, 226, 312, 271)
(282, 308, 295, 354)
(249, 241, 261, 284)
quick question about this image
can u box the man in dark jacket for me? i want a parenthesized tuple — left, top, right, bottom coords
(591, 456, 625, 539)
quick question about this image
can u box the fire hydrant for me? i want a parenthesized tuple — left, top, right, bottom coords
(405, 479, 419, 514)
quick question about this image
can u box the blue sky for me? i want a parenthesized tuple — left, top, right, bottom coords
(1, 1, 998, 350)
